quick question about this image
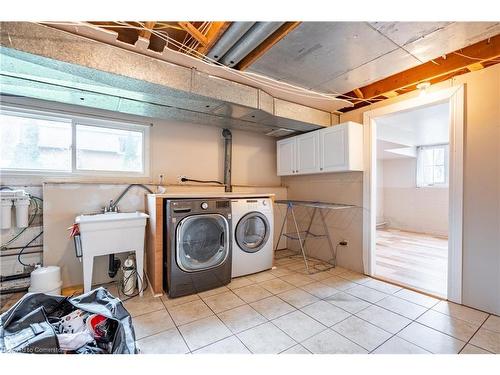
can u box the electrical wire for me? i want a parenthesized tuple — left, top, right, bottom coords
(452, 51, 500, 63)
(136, 23, 384, 104)
(17, 231, 43, 267)
(181, 177, 224, 185)
(39, 21, 383, 105)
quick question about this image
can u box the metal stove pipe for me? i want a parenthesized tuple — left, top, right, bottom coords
(222, 128, 232, 192)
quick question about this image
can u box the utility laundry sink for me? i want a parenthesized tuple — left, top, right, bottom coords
(75, 211, 149, 295)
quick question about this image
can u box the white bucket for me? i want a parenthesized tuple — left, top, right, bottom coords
(14, 198, 30, 228)
(1, 199, 13, 230)
(28, 266, 63, 295)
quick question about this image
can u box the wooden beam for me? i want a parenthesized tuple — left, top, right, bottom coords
(353, 88, 364, 99)
(352, 34, 500, 99)
(197, 22, 231, 55)
(139, 21, 156, 40)
(178, 21, 209, 46)
(236, 22, 301, 70)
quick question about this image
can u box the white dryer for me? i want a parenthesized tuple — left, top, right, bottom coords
(231, 197, 274, 277)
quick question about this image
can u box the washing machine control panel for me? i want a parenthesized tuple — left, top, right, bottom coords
(200, 202, 209, 210)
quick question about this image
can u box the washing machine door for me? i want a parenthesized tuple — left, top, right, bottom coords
(235, 212, 270, 253)
(176, 213, 230, 272)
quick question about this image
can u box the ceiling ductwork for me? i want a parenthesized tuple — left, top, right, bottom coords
(0, 22, 335, 135)
(218, 22, 284, 67)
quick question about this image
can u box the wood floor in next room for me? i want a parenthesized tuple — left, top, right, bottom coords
(122, 251, 498, 354)
(376, 228, 448, 298)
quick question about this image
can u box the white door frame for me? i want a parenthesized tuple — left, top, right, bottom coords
(362, 85, 464, 303)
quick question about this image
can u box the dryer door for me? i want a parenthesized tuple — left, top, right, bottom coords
(235, 212, 270, 253)
(176, 214, 230, 272)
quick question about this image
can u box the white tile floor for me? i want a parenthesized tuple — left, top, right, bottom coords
(123, 254, 499, 354)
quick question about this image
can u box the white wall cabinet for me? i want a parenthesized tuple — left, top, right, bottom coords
(296, 131, 320, 174)
(277, 137, 296, 175)
(277, 121, 363, 176)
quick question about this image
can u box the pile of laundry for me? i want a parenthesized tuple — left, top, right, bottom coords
(50, 308, 118, 353)
(0, 287, 137, 354)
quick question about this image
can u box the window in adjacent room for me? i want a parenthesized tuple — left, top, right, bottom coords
(416, 144, 449, 187)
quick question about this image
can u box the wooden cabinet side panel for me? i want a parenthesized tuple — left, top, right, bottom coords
(154, 198, 164, 295)
(145, 196, 164, 295)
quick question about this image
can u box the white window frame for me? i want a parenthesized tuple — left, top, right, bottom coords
(416, 143, 449, 188)
(0, 105, 150, 178)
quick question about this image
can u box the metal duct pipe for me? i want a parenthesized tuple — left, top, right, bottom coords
(222, 128, 232, 192)
(220, 22, 284, 67)
(207, 22, 256, 61)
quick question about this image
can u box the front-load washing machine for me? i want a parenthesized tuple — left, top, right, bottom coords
(231, 197, 274, 277)
(164, 198, 232, 298)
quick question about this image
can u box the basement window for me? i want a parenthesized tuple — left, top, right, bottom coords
(416, 144, 449, 187)
(0, 106, 149, 176)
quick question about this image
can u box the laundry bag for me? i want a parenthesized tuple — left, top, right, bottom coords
(0, 287, 137, 354)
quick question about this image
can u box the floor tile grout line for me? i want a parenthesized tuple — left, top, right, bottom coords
(407, 311, 482, 349)
(149, 295, 192, 353)
(415, 308, 487, 340)
(193, 289, 257, 354)
(394, 302, 469, 354)
(367, 304, 434, 354)
(458, 313, 493, 353)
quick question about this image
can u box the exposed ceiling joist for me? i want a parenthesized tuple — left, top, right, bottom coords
(353, 88, 364, 99)
(197, 22, 231, 55)
(236, 22, 301, 71)
(138, 21, 156, 40)
(178, 21, 208, 46)
(347, 34, 500, 101)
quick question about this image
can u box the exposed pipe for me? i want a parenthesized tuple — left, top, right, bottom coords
(222, 128, 232, 192)
(207, 22, 255, 61)
(220, 22, 285, 67)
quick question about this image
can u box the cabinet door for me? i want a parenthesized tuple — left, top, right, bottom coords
(277, 138, 296, 176)
(320, 125, 348, 172)
(296, 132, 320, 174)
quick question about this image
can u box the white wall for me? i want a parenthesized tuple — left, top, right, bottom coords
(376, 159, 384, 224)
(381, 158, 448, 236)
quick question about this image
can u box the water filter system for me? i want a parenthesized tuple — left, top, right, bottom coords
(0, 190, 31, 229)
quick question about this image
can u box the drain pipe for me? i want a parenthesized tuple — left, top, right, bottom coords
(222, 128, 232, 192)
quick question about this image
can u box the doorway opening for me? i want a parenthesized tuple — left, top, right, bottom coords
(375, 102, 450, 297)
(363, 86, 464, 303)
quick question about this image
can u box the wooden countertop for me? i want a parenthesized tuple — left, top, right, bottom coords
(148, 192, 275, 199)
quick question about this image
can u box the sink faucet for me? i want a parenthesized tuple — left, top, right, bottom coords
(102, 184, 154, 214)
(103, 200, 119, 213)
